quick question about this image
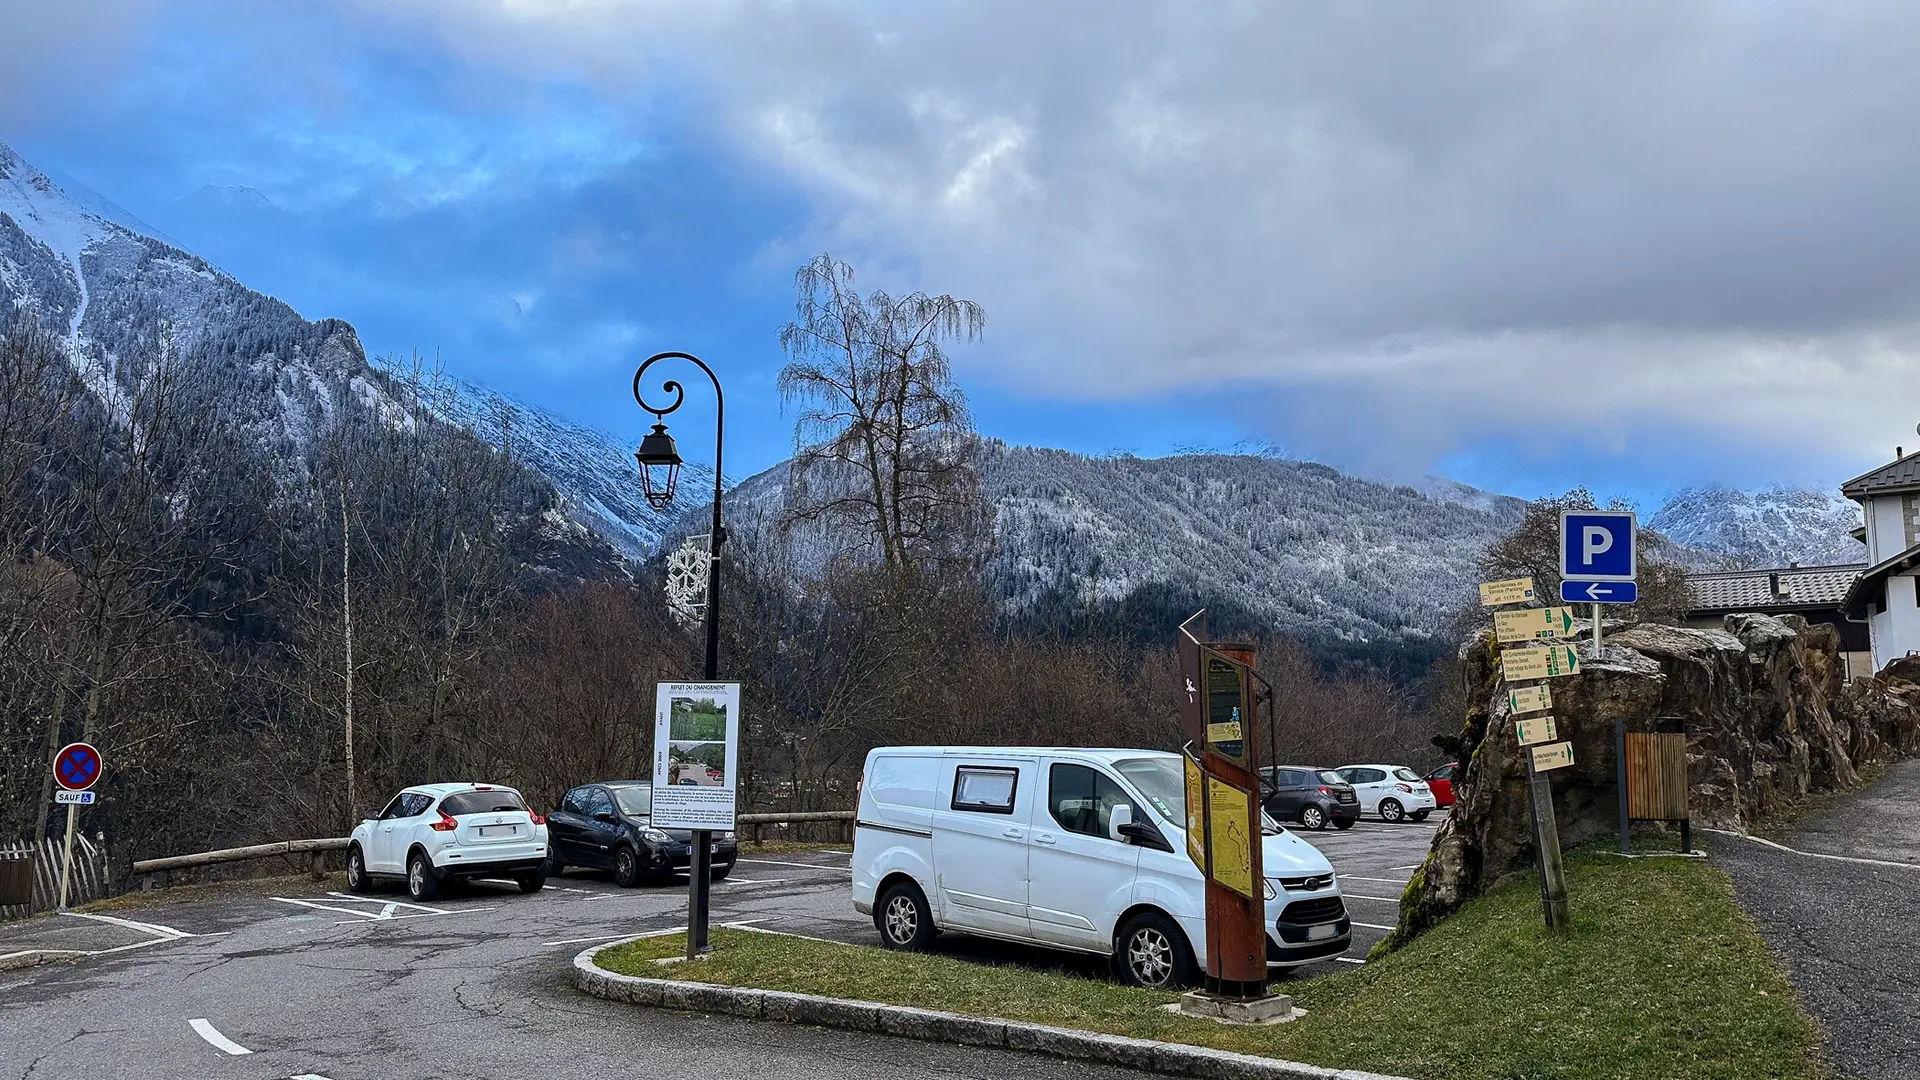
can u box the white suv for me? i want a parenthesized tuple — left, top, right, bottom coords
(1334, 764, 1439, 823)
(346, 783, 549, 900)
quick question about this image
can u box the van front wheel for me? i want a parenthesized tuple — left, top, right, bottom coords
(1116, 911, 1196, 990)
(876, 881, 934, 951)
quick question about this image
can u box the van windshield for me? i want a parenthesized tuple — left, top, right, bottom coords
(1113, 757, 1284, 835)
(1113, 757, 1185, 822)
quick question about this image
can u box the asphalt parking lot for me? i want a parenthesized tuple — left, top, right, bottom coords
(0, 817, 1435, 1079)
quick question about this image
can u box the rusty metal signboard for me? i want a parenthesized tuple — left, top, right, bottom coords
(1178, 611, 1269, 1000)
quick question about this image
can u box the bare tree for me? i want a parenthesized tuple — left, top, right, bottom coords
(777, 254, 989, 579)
(1475, 487, 1690, 626)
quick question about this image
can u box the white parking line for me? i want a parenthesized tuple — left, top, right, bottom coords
(543, 933, 640, 947)
(62, 911, 197, 940)
(1389, 864, 1423, 871)
(188, 1018, 252, 1056)
(1350, 921, 1397, 931)
(735, 858, 854, 872)
(718, 876, 789, 886)
(1333, 956, 1367, 964)
(1706, 829, 1920, 871)
(292, 1074, 335, 1079)
(1341, 876, 1411, 885)
(1343, 894, 1404, 903)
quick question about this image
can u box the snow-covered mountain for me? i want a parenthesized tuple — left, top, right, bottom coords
(691, 446, 1531, 655)
(413, 373, 713, 559)
(1649, 486, 1864, 569)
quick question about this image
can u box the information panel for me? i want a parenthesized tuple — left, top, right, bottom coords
(651, 682, 742, 831)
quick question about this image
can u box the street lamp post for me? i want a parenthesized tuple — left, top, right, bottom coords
(632, 351, 727, 953)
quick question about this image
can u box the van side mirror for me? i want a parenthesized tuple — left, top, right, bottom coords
(1117, 816, 1174, 853)
(1107, 804, 1133, 843)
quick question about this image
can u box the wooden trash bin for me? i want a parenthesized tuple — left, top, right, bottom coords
(0, 851, 34, 907)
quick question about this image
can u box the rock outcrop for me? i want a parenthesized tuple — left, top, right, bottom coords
(1392, 614, 1920, 945)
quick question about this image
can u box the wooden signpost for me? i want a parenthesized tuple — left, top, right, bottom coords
(1481, 578, 1572, 932)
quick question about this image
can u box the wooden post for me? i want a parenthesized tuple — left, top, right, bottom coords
(1525, 752, 1570, 931)
(310, 848, 327, 880)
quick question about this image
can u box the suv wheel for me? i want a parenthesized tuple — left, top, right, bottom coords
(1410, 809, 1431, 822)
(1116, 911, 1196, 990)
(515, 869, 547, 894)
(406, 851, 439, 902)
(346, 845, 374, 894)
(1379, 798, 1406, 823)
(875, 880, 935, 951)
(1298, 804, 1328, 831)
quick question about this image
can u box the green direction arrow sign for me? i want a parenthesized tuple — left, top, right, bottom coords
(1493, 606, 1579, 644)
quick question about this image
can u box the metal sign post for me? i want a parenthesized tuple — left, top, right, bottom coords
(52, 742, 102, 912)
(1558, 510, 1639, 856)
(651, 682, 742, 961)
(1178, 612, 1270, 1001)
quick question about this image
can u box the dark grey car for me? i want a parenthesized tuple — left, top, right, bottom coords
(1260, 766, 1360, 830)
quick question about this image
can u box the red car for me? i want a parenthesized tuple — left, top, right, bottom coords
(1423, 762, 1460, 808)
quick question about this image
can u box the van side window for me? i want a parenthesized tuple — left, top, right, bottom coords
(1048, 764, 1128, 839)
(951, 766, 1019, 814)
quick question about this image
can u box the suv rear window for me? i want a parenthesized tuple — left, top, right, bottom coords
(440, 789, 528, 816)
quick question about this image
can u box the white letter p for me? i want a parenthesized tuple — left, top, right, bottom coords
(1582, 525, 1613, 564)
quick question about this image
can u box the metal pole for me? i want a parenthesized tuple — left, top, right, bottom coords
(636, 352, 726, 962)
(1592, 602, 1602, 651)
(56, 803, 78, 911)
(1616, 713, 1631, 855)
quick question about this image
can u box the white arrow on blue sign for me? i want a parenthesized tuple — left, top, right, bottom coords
(1560, 579, 1639, 605)
(1559, 510, 1637, 581)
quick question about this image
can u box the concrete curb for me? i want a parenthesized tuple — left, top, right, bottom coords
(572, 938, 1413, 1080)
(0, 949, 86, 972)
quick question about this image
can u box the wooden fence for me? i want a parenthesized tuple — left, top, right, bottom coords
(0, 834, 113, 921)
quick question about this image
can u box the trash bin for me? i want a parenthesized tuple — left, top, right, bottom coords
(0, 851, 34, 907)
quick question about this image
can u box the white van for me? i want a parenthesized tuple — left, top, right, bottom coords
(851, 746, 1352, 988)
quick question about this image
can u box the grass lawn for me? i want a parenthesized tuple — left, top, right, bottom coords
(595, 845, 1824, 1080)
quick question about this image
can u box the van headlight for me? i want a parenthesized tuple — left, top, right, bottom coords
(1263, 879, 1277, 900)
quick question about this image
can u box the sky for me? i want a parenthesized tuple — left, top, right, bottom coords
(6, 0, 1920, 504)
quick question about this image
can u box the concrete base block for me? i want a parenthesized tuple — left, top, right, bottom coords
(1173, 991, 1299, 1025)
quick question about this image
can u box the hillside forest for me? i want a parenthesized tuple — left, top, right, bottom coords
(0, 255, 1682, 872)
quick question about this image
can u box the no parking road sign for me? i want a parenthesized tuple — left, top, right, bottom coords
(55, 742, 102, 792)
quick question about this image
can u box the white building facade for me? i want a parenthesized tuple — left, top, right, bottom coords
(1842, 453, 1920, 673)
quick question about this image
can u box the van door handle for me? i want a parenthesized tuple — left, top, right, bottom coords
(1002, 827, 1023, 839)
(1034, 833, 1056, 846)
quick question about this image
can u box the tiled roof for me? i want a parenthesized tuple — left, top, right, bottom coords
(1841, 454, 1920, 498)
(1688, 563, 1864, 612)
(1842, 541, 1920, 618)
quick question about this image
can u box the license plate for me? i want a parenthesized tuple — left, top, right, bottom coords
(1307, 923, 1337, 940)
(478, 825, 515, 837)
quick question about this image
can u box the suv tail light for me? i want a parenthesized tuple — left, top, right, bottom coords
(529, 811, 547, 826)
(429, 810, 457, 832)
(1396, 783, 1413, 793)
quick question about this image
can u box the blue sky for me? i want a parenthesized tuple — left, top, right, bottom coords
(8, 1, 1920, 505)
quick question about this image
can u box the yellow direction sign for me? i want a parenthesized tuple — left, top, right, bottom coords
(1493, 606, 1577, 644)
(1501, 645, 1580, 681)
(1508, 684, 1552, 715)
(1479, 577, 1536, 607)
(1531, 741, 1575, 772)
(1204, 776, 1256, 899)
(1516, 716, 1559, 746)
(1182, 752, 1207, 873)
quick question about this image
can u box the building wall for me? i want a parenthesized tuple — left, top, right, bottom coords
(1870, 572, 1920, 672)
(1867, 495, 1909, 562)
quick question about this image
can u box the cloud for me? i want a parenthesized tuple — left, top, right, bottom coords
(0, 0, 161, 125)
(341, 0, 1920, 482)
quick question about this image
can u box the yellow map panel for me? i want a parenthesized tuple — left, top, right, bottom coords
(1205, 776, 1255, 899)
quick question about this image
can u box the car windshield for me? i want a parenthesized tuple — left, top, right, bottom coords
(1114, 757, 1284, 835)
(1393, 767, 1422, 783)
(1114, 757, 1184, 822)
(1318, 771, 1346, 785)
(611, 786, 652, 817)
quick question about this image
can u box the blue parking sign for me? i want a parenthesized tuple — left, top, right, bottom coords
(1559, 510, 1637, 582)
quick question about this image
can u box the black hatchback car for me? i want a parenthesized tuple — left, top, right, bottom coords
(546, 781, 738, 887)
(1260, 766, 1360, 831)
